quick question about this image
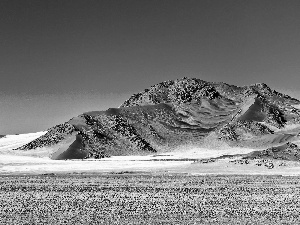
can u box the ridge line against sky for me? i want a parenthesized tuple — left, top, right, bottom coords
(1, 0, 300, 134)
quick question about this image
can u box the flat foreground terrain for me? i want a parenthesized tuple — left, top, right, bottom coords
(1, 174, 300, 224)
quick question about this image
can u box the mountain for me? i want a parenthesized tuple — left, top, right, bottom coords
(14, 77, 300, 160)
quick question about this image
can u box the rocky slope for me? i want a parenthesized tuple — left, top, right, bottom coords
(243, 142, 300, 161)
(14, 77, 300, 160)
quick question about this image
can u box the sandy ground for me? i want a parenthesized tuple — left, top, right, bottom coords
(1, 132, 300, 175)
(165, 159, 300, 175)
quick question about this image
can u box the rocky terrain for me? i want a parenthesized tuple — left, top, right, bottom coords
(14, 77, 300, 161)
(244, 142, 300, 161)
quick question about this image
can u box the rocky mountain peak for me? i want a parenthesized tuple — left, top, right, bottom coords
(121, 77, 221, 107)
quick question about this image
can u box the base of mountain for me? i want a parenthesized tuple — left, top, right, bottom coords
(2, 143, 300, 175)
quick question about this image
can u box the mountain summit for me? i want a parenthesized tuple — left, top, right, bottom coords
(15, 77, 300, 160)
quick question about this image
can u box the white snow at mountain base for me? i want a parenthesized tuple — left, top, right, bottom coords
(0, 131, 46, 151)
(0, 131, 259, 174)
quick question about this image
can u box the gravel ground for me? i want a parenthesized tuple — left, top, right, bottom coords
(0, 174, 300, 224)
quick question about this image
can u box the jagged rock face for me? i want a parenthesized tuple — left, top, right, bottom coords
(121, 77, 221, 107)
(121, 77, 299, 107)
(217, 121, 274, 141)
(14, 77, 300, 159)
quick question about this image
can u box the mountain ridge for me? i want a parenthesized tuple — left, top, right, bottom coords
(14, 77, 300, 161)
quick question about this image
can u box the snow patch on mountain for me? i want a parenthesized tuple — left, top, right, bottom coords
(0, 131, 47, 151)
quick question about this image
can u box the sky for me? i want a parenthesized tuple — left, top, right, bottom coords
(1, 0, 300, 134)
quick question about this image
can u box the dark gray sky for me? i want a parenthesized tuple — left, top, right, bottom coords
(1, 0, 300, 134)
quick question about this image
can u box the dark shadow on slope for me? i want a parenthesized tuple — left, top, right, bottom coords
(50, 134, 88, 160)
(237, 98, 266, 122)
